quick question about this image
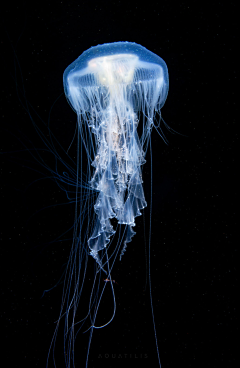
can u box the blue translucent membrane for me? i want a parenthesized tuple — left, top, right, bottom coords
(63, 41, 169, 268)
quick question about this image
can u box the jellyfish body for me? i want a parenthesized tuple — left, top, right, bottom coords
(63, 42, 169, 269)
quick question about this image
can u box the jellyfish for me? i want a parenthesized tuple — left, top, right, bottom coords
(49, 41, 169, 367)
(63, 41, 168, 268)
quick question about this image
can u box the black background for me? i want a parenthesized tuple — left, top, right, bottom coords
(1, 1, 237, 368)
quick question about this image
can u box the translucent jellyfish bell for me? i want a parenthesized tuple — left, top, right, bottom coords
(64, 41, 168, 113)
(63, 42, 169, 268)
